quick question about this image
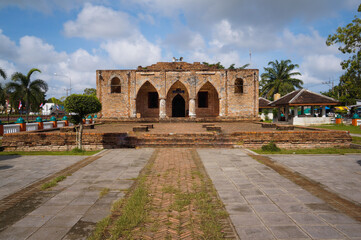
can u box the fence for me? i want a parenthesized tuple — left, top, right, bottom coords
(4, 124, 21, 134)
(43, 122, 53, 130)
(26, 123, 39, 131)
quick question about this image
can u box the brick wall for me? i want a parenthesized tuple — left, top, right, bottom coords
(97, 62, 259, 119)
(2, 130, 351, 151)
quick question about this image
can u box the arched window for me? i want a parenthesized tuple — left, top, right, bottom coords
(235, 78, 243, 93)
(111, 77, 121, 93)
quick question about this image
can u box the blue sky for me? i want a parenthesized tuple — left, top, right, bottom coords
(0, 0, 359, 99)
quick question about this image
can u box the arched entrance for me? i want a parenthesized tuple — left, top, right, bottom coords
(166, 81, 189, 117)
(136, 81, 159, 118)
(172, 94, 185, 117)
(196, 81, 219, 117)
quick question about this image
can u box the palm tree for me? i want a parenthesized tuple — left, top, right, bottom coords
(0, 67, 6, 80)
(7, 68, 48, 122)
(260, 60, 303, 99)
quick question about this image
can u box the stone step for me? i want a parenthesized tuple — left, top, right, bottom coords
(137, 143, 234, 148)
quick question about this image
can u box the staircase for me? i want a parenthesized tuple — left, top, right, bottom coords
(136, 133, 241, 148)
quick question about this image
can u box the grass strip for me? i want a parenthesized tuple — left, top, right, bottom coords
(88, 151, 157, 240)
(190, 150, 235, 239)
(0, 150, 101, 156)
(254, 147, 361, 154)
(352, 136, 361, 145)
(41, 175, 67, 190)
(311, 124, 361, 134)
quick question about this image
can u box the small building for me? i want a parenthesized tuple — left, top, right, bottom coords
(269, 89, 339, 126)
(259, 97, 273, 121)
(96, 61, 259, 120)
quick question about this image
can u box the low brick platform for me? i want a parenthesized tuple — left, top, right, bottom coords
(2, 129, 352, 151)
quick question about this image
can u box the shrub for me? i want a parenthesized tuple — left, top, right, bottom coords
(261, 141, 281, 152)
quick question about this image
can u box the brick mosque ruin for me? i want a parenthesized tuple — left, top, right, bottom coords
(96, 61, 259, 120)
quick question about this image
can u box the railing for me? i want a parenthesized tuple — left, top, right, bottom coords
(43, 122, 53, 129)
(26, 123, 38, 131)
(57, 121, 66, 128)
(4, 124, 21, 134)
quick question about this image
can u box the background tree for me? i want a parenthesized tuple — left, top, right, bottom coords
(64, 94, 102, 150)
(260, 60, 303, 99)
(83, 88, 96, 97)
(228, 63, 250, 69)
(326, 4, 361, 105)
(0, 68, 7, 112)
(0, 67, 6, 80)
(6, 68, 48, 122)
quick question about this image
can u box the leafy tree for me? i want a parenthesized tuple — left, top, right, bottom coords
(0, 67, 6, 80)
(228, 63, 250, 69)
(64, 94, 102, 150)
(326, 4, 361, 105)
(0, 68, 6, 111)
(83, 88, 96, 96)
(260, 60, 303, 99)
(6, 68, 48, 121)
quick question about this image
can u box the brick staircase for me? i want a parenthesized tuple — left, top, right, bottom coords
(136, 133, 241, 148)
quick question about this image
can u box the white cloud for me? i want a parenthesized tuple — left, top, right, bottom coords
(64, 4, 137, 39)
(164, 27, 206, 52)
(18, 36, 67, 65)
(0, 29, 18, 61)
(101, 36, 162, 68)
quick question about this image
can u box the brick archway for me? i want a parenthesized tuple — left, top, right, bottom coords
(136, 81, 159, 118)
(196, 81, 219, 117)
(166, 81, 189, 117)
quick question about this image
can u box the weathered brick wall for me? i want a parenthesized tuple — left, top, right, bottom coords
(2, 130, 351, 151)
(97, 62, 259, 119)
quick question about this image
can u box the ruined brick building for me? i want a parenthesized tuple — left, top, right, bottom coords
(96, 62, 259, 119)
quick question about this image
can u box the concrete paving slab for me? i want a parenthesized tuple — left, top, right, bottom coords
(0, 149, 153, 240)
(198, 149, 361, 240)
(267, 154, 361, 204)
(0, 156, 86, 201)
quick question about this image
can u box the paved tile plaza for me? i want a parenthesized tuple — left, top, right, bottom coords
(0, 155, 86, 201)
(267, 154, 361, 204)
(0, 149, 360, 239)
(198, 149, 361, 239)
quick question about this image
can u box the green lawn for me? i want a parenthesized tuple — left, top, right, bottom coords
(352, 136, 361, 145)
(254, 148, 361, 155)
(0, 150, 101, 156)
(311, 124, 361, 134)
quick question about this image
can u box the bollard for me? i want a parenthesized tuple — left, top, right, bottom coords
(62, 116, 69, 126)
(335, 114, 342, 125)
(352, 113, 360, 126)
(0, 120, 3, 136)
(50, 116, 57, 128)
(36, 116, 43, 130)
(87, 115, 92, 124)
(93, 114, 97, 123)
(15, 117, 26, 131)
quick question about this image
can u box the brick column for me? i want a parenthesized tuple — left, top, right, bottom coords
(131, 98, 137, 118)
(159, 98, 166, 118)
(189, 98, 196, 118)
(219, 98, 225, 117)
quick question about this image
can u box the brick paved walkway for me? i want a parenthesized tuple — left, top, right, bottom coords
(122, 148, 236, 239)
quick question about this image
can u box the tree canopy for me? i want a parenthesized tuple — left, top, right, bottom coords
(83, 88, 96, 96)
(64, 94, 102, 150)
(0, 67, 6, 80)
(325, 4, 361, 105)
(6, 68, 48, 121)
(260, 60, 303, 99)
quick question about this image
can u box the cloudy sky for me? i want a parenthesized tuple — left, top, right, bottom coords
(0, 0, 358, 98)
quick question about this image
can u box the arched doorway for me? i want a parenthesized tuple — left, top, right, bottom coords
(166, 81, 189, 117)
(136, 81, 159, 118)
(196, 81, 219, 117)
(172, 94, 185, 117)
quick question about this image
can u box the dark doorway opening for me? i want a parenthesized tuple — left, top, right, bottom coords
(172, 94, 185, 117)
